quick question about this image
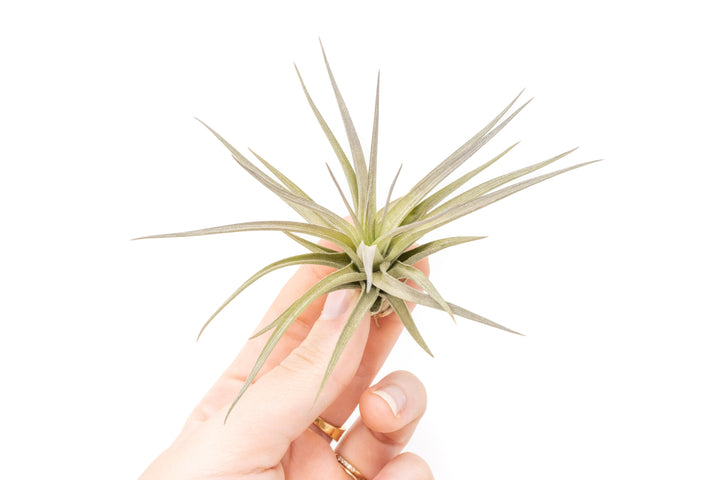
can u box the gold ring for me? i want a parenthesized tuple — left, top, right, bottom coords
(312, 416, 345, 442)
(336, 453, 367, 480)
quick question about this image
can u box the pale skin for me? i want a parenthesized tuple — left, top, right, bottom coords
(139, 254, 433, 480)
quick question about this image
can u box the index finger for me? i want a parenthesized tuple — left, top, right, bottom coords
(184, 261, 337, 426)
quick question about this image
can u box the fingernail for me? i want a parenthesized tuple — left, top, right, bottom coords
(322, 289, 355, 319)
(372, 384, 406, 416)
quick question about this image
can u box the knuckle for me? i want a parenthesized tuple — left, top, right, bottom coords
(280, 342, 326, 376)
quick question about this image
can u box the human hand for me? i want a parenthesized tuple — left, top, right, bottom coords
(139, 258, 433, 480)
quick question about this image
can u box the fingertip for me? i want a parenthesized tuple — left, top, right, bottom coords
(371, 383, 406, 417)
(359, 370, 427, 435)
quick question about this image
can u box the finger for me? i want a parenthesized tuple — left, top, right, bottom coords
(185, 262, 336, 425)
(215, 288, 373, 465)
(372, 452, 434, 480)
(313, 255, 429, 438)
(334, 371, 428, 479)
(187, 240, 428, 431)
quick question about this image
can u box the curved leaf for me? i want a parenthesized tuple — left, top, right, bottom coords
(320, 41, 368, 215)
(251, 268, 366, 339)
(405, 142, 520, 223)
(134, 220, 359, 262)
(364, 72, 381, 240)
(316, 288, 379, 400)
(294, 63, 358, 209)
(248, 148, 314, 201)
(372, 271, 521, 335)
(225, 266, 365, 421)
(430, 147, 578, 215)
(381, 92, 530, 233)
(382, 160, 601, 260)
(326, 163, 360, 227)
(283, 232, 338, 254)
(387, 262, 455, 323)
(196, 118, 360, 244)
(197, 252, 350, 340)
(376, 163, 402, 240)
(396, 236, 486, 267)
(384, 294, 433, 357)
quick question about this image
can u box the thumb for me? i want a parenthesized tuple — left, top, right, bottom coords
(227, 288, 371, 451)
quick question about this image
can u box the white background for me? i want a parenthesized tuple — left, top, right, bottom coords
(1, 1, 718, 478)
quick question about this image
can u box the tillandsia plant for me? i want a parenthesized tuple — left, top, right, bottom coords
(137, 44, 599, 418)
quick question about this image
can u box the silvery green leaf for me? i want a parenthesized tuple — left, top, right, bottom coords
(315, 288, 379, 400)
(248, 148, 314, 201)
(364, 72, 381, 239)
(405, 142, 520, 223)
(381, 92, 530, 232)
(320, 41, 368, 212)
(250, 267, 366, 339)
(430, 147, 579, 215)
(388, 262, 455, 323)
(397, 236, 486, 267)
(197, 252, 350, 340)
(134, 220, 359, 262)
(377, 163, 402, 237)
(384, 294, 433, 357)
(326, 163, 360, 227)
(294, 64, 358, 208)
(372, 271, 520, 335)
(196, 119, 360, 244)
(225, 265, 365, 420)
(382, 160, 601, 260)
(283, 232, 337, 254)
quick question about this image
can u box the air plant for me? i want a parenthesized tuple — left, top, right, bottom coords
(137, 44, 598, 417)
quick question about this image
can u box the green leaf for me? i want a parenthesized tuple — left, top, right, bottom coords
(376, 163, 402, 238)
(196, 119, 360, 244)
(320, 41, 368, 218)
(364, 72, 381, 241)
(405, 142, 519, 223)
(387, 262, 455, 323)
(382, 160, 601, 260)
(294, 63, 358, 209)
(284, 232, 337, 254)
(372, 271, 429, 308)
(133, 220, 359, 262)
(316, 288, 379, 400)
(224, 265, 365, 421)
(326, 163, 360, 227)
(396, 236, 486, 267)
(384, 294, 433, 357)
(248, 148, 314, 201)
(448, 302, 523, 336)
(251, 266, 367, 339)
(195, 118, 317, 223)
(197, 252, 350, 340)
(371, 271, 521, 335)
(381, 92, 530, 233)
(429, 147, 578, 215)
